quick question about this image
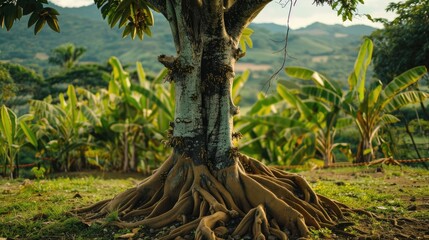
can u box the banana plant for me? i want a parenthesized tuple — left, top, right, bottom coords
(283, 66, 354, 167)
(285, 38, 428, 163)
(0, 105, 38, 178)
(236, 92, 318, 166)
(79, 57, 174, 172)
(30, 85, 89, 172)
(279, 82, 353, 167)
(237, 63, 354, 167)
(345, 39, 428, 162)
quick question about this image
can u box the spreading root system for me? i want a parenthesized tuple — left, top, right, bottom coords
(75, 154, 351, 239)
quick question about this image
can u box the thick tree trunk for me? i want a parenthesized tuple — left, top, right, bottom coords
(171, 39, 236, 170)
(162, 2, 239, 171)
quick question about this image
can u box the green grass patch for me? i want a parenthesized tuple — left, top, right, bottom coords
(0, 177, 137, 239)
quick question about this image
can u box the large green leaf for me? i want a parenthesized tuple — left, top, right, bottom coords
(17, 114, 34, 122)
(285, 66, 324, 86)
(58, 93, 67, 110)
(109, 57, 131, 94)
(378, 66, 427, 109)
(0, 105, 16, 146)
(232, 70, 250, 104)
(19, 121, 38, 148)
(235, 122, 258, 135)
(77, 87, 98, 107)
(384, 91, 429, 112)
(108, 79, 120, 96)
(67, 85, 78, 124)
(248, 95, 281, 115)
(367, 80, 383, 112)
(131, 85, 173, 118)
(153, 68, 169, 84)
(136, 61, 147, 87)
(81, 105, 101, 126)
(277, 84, 312, 121)
(301, 86, 341, 106)
(347, 38, 373, 102)
(379, 114, 400, 125)
(125, 94, 141, 110)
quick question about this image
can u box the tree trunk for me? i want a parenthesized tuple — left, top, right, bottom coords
(13, 153, 19, 179)
(323, 130, 333, 167)
(357, 138, 373, 163)
(168, 40, 236, 170)
(130, 140, 136, 171)
(122, 131, 129, 172)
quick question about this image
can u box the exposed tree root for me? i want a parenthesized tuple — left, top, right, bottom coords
(74, 154, 350, 239)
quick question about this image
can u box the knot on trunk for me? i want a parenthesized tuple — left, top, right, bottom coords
(233, 48, 246, 60)
(158, 55, 194, 82)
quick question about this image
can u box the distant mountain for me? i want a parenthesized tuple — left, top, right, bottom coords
(0, 5, 377, 105)
(249, 23, 289, 33)
(294, 22, 375, 37)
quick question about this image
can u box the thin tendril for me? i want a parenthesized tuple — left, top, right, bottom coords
(262, 0, 296, 94)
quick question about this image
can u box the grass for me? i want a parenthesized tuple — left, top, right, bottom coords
(0, 176, 138, 239)
(304, 166, 429, 211)
(0, 166, 428, 239)
(302, 165, 429, 239)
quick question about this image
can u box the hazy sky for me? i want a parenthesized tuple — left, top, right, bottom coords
(49, 0, 398, 28)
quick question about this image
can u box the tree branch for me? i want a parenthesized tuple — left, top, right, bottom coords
(200, 0, 226, 36)
(145, 0, 167, 16)
(224, 0, 272, 39)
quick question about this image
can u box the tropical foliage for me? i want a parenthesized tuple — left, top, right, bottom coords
(238, 39, 428, 166)
(0, 105, 38, 178)
(79, 57, 174, 173)
(0, 57, 174, 177)
(344, 39, 428, 162)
